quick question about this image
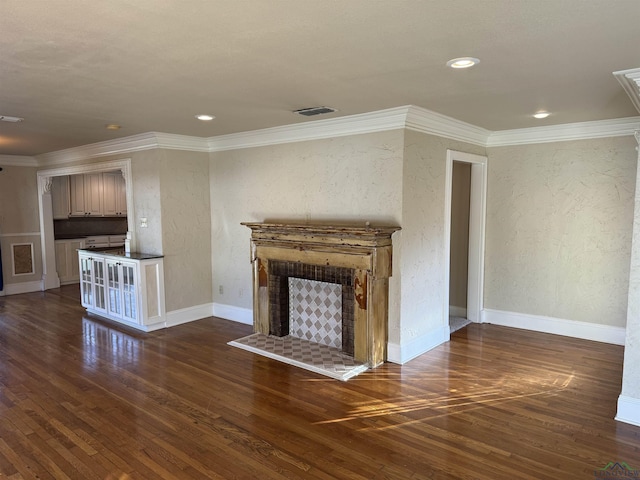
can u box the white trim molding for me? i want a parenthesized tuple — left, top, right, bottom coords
(0, 155, 38, 167)
(616, 395, 640, 427)
(482, 308, 626, 345)
(212, 303, 253, 325)
(165, 303, 215, 328)
(23, 106, 640, 168)
(0, 232, 40, 237)
(487, 117, 640, 147)
(614, 68, 640, 115)
(0, 280, 43, 297)
(406, 106, 490, 146)
(36, 132, 210, 165)
(209, 106, 411, 152)
(387, 326, 449, 365)
(208, 105, 490, 152)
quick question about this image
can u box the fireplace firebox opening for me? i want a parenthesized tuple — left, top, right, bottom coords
(269, 260, 355, 356)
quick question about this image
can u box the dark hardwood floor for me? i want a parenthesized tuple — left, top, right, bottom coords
(0, 285, 638, 479)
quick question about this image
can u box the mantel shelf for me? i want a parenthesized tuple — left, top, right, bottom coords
(241, 222, 401, 249)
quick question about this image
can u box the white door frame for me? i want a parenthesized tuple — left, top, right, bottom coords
(444, 149, 488, 328)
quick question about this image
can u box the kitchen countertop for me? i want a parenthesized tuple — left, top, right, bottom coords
(77, 248, 163, 260)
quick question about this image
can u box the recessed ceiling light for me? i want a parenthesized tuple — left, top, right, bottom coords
(196, 114, 215, 121)
(446, 57, 480, 69)
(105, 124, 121, 130)
(533, 111, 551, 119)
(0, 115, 24, 123)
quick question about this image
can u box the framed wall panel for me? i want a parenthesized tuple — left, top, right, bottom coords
(11, 243, 34, 276)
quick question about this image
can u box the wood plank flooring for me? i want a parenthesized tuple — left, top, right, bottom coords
(0, 285, 638, 479)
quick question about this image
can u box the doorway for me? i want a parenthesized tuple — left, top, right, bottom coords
(449, 161, 472, 332)
(37, 159, 134, 291)
(444, 150, 488, 334)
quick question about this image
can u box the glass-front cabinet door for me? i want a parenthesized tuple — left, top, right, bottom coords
(121, 262, 137, 322)
(106, 259, 137, 323)
(79, 254, 94, 307)
(92, 258, 107, 313)
(106, 260, 122, 318)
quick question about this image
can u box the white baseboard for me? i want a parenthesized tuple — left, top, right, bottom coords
(0, 280, 43, 297)
(165, 303, 214, 328)
(449, 305, 467, 318)
(387, 326, 449, 365)
(148, 302, 253, 329)
(616, 395, 640, 427)
(482, 308, 625, 345)
(212, 303, 253, 325)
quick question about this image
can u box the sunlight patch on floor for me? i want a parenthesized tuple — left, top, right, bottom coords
(314, 371, 575, 429)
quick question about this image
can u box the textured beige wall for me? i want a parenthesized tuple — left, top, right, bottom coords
(485, 137, 637, 326)
(158, 149, 213, 311)
(210, 130, 404, 333)
(130, 150, 164, 255)
(0, 165, 42, 287)
(450, 161, 471, 309)
(102, 150, 213, 312)
(401, 130, 486, 344)
(0, 165, 40, 233)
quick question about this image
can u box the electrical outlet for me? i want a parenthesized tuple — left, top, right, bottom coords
(140, 217, 148, 228)
(219, 285, 224, 295)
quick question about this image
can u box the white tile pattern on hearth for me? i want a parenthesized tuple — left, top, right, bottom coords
(289, 278, 342, 349)
(228, 333, 367, 381)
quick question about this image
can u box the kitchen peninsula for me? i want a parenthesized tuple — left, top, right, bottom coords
(78, 249, 166, 332)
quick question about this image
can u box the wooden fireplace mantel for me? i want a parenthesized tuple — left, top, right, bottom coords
(242, 222, 400, 367)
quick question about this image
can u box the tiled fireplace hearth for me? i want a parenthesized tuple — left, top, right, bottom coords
(230, 222, 400, 380)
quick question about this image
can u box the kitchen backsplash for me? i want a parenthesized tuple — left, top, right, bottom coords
(54, 217, 128, 238)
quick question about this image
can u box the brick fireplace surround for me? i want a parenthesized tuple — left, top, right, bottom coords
(241, 222, 400, 368)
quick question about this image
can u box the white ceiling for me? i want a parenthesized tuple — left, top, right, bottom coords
(1, 0, 640, 158)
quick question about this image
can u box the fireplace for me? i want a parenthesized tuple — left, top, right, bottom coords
(240, 222, 400, 368)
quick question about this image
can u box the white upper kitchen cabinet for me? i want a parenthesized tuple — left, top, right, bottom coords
(51, 176, 70, 219)
(70, 174, 103, 216)
(102, 172, 127, 217)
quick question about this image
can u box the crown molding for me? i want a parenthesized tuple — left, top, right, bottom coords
(154, 132, 211, 152)
(36, 132, 161, 165)
(614, 68, 640, 114)
(208, 105, 490, 151)
(0, 154, 38, 167)
(208, 106, 410, 152)
(405, 106, 490, 146)
(27, 106, 640, 167)
(487, 117, 640, 147)
(35, 132, 209, 166)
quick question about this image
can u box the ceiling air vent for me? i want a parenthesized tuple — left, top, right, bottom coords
(293, 106, 337, 117)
